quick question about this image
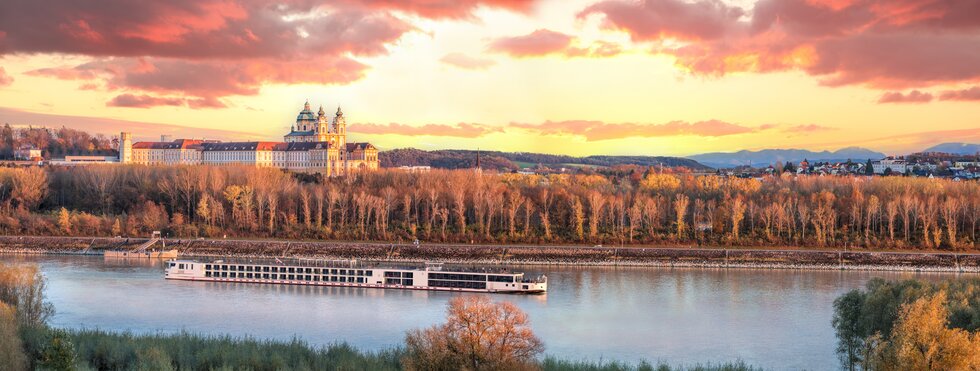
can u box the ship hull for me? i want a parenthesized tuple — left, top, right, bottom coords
(165, 275, 544, 294)
(165, 258, 547, 294)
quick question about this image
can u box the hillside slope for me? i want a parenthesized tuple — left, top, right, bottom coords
(380, 148, 711, 170)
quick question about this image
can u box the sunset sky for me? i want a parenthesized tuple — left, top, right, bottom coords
(0, 0, 978, 156)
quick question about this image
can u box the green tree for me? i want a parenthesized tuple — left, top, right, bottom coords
(39, 329, 76, 371)
(135, 346, 174, 371)
(833, 290, 867, 370)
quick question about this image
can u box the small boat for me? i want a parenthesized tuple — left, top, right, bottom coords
(165, 258, 547, 294)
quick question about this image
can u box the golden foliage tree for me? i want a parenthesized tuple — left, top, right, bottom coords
(864, 292, 980, 370)
(404, 296, 543, 371)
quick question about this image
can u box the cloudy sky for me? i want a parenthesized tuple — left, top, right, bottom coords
(0, 0, 978, 156)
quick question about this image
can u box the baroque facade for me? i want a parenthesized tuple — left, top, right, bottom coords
(119, 101, 379, 176)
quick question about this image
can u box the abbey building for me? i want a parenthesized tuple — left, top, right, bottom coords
(118, 101, 379, 176)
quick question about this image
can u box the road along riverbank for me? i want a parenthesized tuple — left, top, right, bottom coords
(1, 235, 978, 273)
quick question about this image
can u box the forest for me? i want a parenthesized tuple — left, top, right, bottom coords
(0, 124, 116, 159)
(379, 148, 709, 171)
(0, 165, 977, 250)
(832, 278, 980, 370)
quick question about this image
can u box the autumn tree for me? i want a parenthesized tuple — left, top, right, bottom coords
(10, 167, 47, 211)
(57, 208, 71, 235)
(571, 197, 584, 241)
(730, 196, 746, 241)
(673, 194, 689, 240)
(0, 263, 54, 327)
(403, 296, 543, 371)
(864, 292, 980, 370)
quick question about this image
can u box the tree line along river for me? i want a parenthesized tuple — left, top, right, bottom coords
(2, 254, 971, 370)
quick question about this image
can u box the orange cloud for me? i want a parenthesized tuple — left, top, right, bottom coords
(511, 119, 763, 141)
(350, 122, 504, 138)
(782, 124, 837, 133)
(349, 119, 771, 140)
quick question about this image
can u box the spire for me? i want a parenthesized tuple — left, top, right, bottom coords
(303, 100, 311, 111)
(336, 106, 343, 116)
(318, 105, 325, 116)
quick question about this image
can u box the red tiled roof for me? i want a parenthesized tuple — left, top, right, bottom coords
(132, 142, 170, 149)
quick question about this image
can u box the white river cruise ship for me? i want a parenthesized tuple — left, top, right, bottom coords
(165, 258, 547, 294)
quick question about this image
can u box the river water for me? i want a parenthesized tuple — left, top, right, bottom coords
(2, 255, 969, 370)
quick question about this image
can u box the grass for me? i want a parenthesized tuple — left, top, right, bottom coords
(540, 357, 762, 371)
(20, 327, 763, 371)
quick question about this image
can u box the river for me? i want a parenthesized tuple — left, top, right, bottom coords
(2, 254, 970, 370)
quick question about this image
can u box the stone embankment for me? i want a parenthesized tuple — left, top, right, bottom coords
(1, 235, 979, 273)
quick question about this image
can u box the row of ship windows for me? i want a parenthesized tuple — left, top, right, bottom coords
(206, 271, 369, 283)
(427, 273, 518, 283)
(205, 265, 372, 276)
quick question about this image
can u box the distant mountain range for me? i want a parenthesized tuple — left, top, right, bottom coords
(687, 147, 886, 169)
(380, 148, 711, 170)
(922, 143, 980, 155)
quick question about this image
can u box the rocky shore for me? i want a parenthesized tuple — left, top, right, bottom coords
(1, 235, 978, 273)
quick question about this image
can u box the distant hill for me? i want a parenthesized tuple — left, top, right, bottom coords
(380, 148, 711, 170)
(687, 147, 885, 168)
(922, 143, 980, 155)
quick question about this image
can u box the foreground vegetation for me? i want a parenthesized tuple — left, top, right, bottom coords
(0, 262, 758, 371)
(832, 277, 980, 370)
(0, 164, 977, 251)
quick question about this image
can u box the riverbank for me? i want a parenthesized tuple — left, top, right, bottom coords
(1, 235, 978, 273)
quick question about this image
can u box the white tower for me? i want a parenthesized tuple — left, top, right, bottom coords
(333, 107, 346, 148)
(119, 132, 132, 163)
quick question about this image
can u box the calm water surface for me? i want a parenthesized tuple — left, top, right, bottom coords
(2, 255, 969, 370)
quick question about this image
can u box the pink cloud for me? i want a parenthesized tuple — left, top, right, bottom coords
(1, 0, 534, 104)
(877, 90, 934, 104)
(581, 0, 980, 89)
(107, 93, 227, 109)
(0, 67, 12, 86)
(351, 0, 536, 19)
(489, 29, 573, 57)
(580, 0, 744, 41)
(938, 86, 980, 101)
(28, 57, 367, 107)
(440, 53, 496, 70)
(511, 119, 761, 141)
(489, 29, 623, 58)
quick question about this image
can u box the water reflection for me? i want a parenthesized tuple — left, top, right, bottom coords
(1, 254, 971, 370)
